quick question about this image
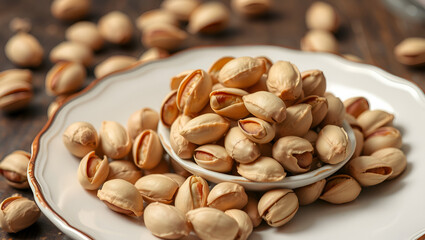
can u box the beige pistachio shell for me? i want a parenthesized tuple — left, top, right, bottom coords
(306, 1, 340, 32)
(247, 73, 268, 93)
(297, 95, 328, 127)
(106, 160, 142, 184)
(132, 129, 163, 170)
(210, 88, 250, 119)
(99, 121, 132, 159)
(127, 107, 159, 140)
(194, 144, 233, 173)
(63, 121, 98, 158)
(319, 174, 361, 204)
(363, 126, 402, 155)
(0, 151, 30, 189)
(218, 56, 266, 88)
(45, 61, 86, 96)
(357, 110, 394, 136)
(275, 103, 312, 138)
(49, 41, 93, 67)
(321, 92, 345, 126)
(136, 9, 179, 31)
(170, 115, 197, 159)
(394, 37, 425, 66)
(5, 32, 43, 67)
(316, 125, 349, 164)
(208, 56, 234, 84)
(65, 21, 104, 51)
(207, 182, 248, 211)
(242, 194, 262, 227)
(225, 209, 253, 240)
(160, 90, 179, 128)
(343, 96, 370, 118)
(188, 2, 230, 34)
(143, 158, 171, 175)
(258, 189, 299, 227)
(142, 23, 187, 51)
(303, 130, 318, 146)
(180, 113, 229, 145)
(266, 61, 302, 101)
(371, 147, 407, 180)
(238, 117, 275, 144)
(161, 0, 200, 21)
(98, 11, 133, 45)
(301, 69, 326, 97)
(224, 127, 260, 164)
(163, 173, 187, 187)
(273, 136, 314, 174)
(78, 151, 109, 190)
(0, 69, 32, 84)
(176, 69, 212, 115)
(231, 0, 271, 17)
(237, 156, 286, 182)
(94, 55, 138, 79)
(294, 179, 326, 205)
(169, 157, 192, 178)
(174, 175, 210, 213)
(135, 174, 179, 204)
(352, 128, 364, 158)
(243, 91, 286, 123)
(139, 47, 169, 63)
(347, 156, 393, 187)
(0, 195, 40, 233)
(0, 80, 33, 112)
(50, 0, 90, 21)
(97, 179, 144, 216)
(300, 29, 339, 53)
(170, 70, 193, 90)
(144, 202, 190, 239)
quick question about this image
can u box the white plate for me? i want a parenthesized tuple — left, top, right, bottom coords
(28, 45, 425, 240)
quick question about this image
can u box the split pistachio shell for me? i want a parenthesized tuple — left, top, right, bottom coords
(238, 117, 275, 143)
(347, 156, 393, 187)
(362, 126, 402, 155)
(63, 121, 98, 158)
(160, 90, 179, 128)
(0, 79, 33, 112)
(135, 174, 179, 204)
(194, 144, 233, 172)
(225, 209, 253, 240)
(66, 21, 104, 51)
(161, 0, 200, 21)
(45, 61, 86, 96)
(5, 32, 43, 67)
(94, 55, 138, 79)
(371, 148, 407, 180)
(273, 136, 314, 174)
(294, 179, 326, 205)
(242, 194, 262, 227)
(170, 70, 193, 90)
(127, 108, 159, 140)
(143, 158, 170, 175)
(316, 125, 349, 164)
(231, 0, 271, 17)
(99, 121, 132, 159)
(174, 175, 210, 213)
(237, 156, 286, 182)
(136, 9, 179, 31)
(0, 195, 40, 233)
(218, 57, 266, 88)
(188, 2, 230, 34)
(97, 179, 144, 216)
(144, 202, 190, 239)
(142, 23, 187, 51)
(321, 92, 345, 126)
(357, 110, 394, 136)
(275, 104, 312, 138)
(0, 151, 30, 189)
(225, 127, 260, 164)
(394, 37, 425, 66)
(170, 115, 197, 159)
(243, 91, 286, 123)
(343, 96, 370, 118)
(77, 151, 109, 190)
(306, 1, 340, 32)
(207, 182, 248, 211)
(106, 160, 142, 184)
(176, 69, 212, 115)
(301, 29, 339, 54)
(266, 61, 302, 101)
(98, 11, 133, 45)
(163, 173, 187, 186)
(180, 113, 229, 145)
(132, 129, 163, 170)
(320, 174, 361, 204)
(210, 88, 250, 119)
(139, 47, 169, 63)
(298, 95, 328, 127)
(49, 41, 93, 67)
(208, 56, 234, 84)
(0, 69, 32, 84)
(50, 0, 90, 21)
(258, 189, 299, 227)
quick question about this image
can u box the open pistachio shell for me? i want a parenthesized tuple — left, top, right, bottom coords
(63, 121, 98, 158)
(320, 92, 345, 127)
(0, 80, 33, 112)
(106, 160, 142, 184)
(208, 56, 234, 84)
(224, 127, 260, 164)
(242, 193, 262, 227)
(319, 174, 361, 204)
(99, 121, 132, 159)
(238, 117, 275, 144)
(316, 125, 349, 164)
(207, 182, 248, 211)
(294, 179, 326, 205)
(135, 174, 179, 204)
(275, 103, 312, 138)
(347, 156, 393, 187)
(363, 126, 402, 155)
(297, 95, 328, 127)
(210, 88, 250, 119)
(243, 91, 286, 123)
(218, 56, 266, 88)
(0, 151, 30, 189)
(371, 148, 407, 180)
(170, 70, 193, 90)
(301, 69, 326, 97)
(237, 156, 286, 182)
(77, 151, 109, 190)
(344, 96, 369, 118)
(174, 175, 210, 213)
(170, 115, 197, 159)
(176, 69, 212, 115)
(194, 144, 233, 173)
(180, 113, 229, 145)
(45, 61, 86, 96)
(357, 109, 394, 136)
(258, 189, 299, 227)
(132, 129, 163, 170)
(127, 108, 159, 140)
(266, 61, 302, 101)
(0, 195, 40, 233)
(160, 90, 179, 128)
(142, 23, 187, 50)
(273, 136, 314, 174)
(225, 209, 253, 240)
(188, 2, 230, 34)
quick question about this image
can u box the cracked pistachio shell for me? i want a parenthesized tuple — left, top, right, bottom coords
(258, 189, 299, 227)
(237, 156, 286, 182)
(394, 37, 425, 66)
(0, 195, 40, 233)
(238, 117, 275, 144)
(170, 70, 193, 90)
(297, 95, 328, 127)
(160, 90, 179, 128)
(135, 174, 179, 204)
(0, 69, 32, 84)
(164, 173, 187, 186)
(208, 56, 234, 84)
(99, 121, 132, 159)
(97, 179, 144, 216)
(303, 130, 318, 146)
(127, 108, 159, 140)
(180, 113, 229, 145)
(5, 32, 43, 67)
(362, 126, 402, 156)
(106, 160, 142, 184)
(94, 55, 138, 79)
(207, 182, 248, 211)
(0, 80, 32, 112)
(132, 129, 163, 170)
(371, 148, 407, 180)
(0, 151, 30, 189)
(174, 175, 210, 213)
(242, 194, 262, 227)
(144, 202, 190, 239)
(176, 69, 212, 115)
(218, 57, 266, 88)
(188, 2, 230, 34)
(343, 96, 370, 118)
(66, 21, 104, 51)
(316, 125, 349, 164)
(301, 69, 326, 97)
(357, 110, 394, 136)
(225, 127, 260, 164)
(170, 115, 197, 159)
(63, 121, 98, 158)
(49, 41, 93, 67)
(142, 23, 187, 51)
(225, 209, 253, 240)
(243, 91, 286, 123)
(347, 156, 393, 187)
(275, 104, 313, 138)
(136, 9, 179, 31)
(231, 0, 271, 17)
(320, 174, 361, 204)
(273, 136, 314, 174)
(98, 11, 133, 45)
(50, 0, 90, 21)
(194, 144, 233, 173)
(294, 179, 326, 205)
(45, 61, 86, 96)
(266, 61, 302, 101)
(306, 1, 340, 32)
(161, 0, 200, 21)
(210, 88, 250, 119)
(301, 29, 339, 53)
(78, 151, 109, 190)
(321, 92, 345, 127)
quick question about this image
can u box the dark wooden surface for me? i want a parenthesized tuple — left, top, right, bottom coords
(0, 0, 424, 239)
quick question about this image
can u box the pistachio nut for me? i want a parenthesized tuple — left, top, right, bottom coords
(258, 189, 299, 227)
(301, 69, 326, 97)
(49, 41, 94, 67)
(77, 151, 109, 190)
(99, 121, 132, 159)
(305, 1, 340, 32)
(218, 56, 266, 88)
(106, 160, 142, 184)
(320, 92, 345, 127)
(0, 151, 30, 189)
(135, 174, 179, 204)
(63, 121, 98, 158)
(300, 29, 339, 53)
(160, 90, 179, 128)
(45, 61, 86, 96)
(297, 95, 328, 127)
(161, 0, 200, 21)
(180, 113, 229, 145)
(98, 11, 133, 45)
(188, 2, 230, 34)
(174, 175, 210, 213)
(0, 69, 32, 84)
(357, 109, 394, 136)
(343, 96, 370, 118)
(5, 32, 43, 67)
(139, 47, 169, 63)
(170, 115, 197, 159)
(136, 9, 179, 31)
(94, 55, 138, 79)
(176, 69, 212, 115)
(316, 125, 349, 164)
(170, 70, 193, 90)
(207, 182, 248, 211)
(144, 202, 190, 239)
(210, 88, 250, 119)
(97, 179, 144, 216)
(247, 73, 268, 93)
(187, 207, 239, 240)
(65, 21, 104, 51)
(194, 144, 233, 173)
(242, 193, 262, 227)
(0, 80, 33, 112)
(231, 0, 271, 17)
(266, 61, 302, 101)
(225, 209, 253, 240)
(50, 0, 90, 21)
(237, 156, 286, 182)
(127, 107, 159, 140)
(362, 126, 402, 155)
(132, 129, 163, 170)
(347, 155, 393, 187)
(275, 103, 313, 138)
(0, 195, 40, 233)
(319, 174, 361, 204)
(163, 172, 187, 186)
(294, 179, 326, 205)
(243, 91, 286, 123)
(208, 56, 235, 84)
(238, 117, 275, 144)
(394, 37, 425, 66)
(224, 127, 260, 164)
(371, 147, 407, 180)
(273, 136, 314, 174)
(303, 130, 318, 146)
(142, 23, 187, 51)
(143, 158, 171, 175)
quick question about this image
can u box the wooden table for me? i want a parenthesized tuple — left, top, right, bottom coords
(0, 0, 424, 239)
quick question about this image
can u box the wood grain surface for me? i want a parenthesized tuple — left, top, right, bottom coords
(0, 0, 424, 239)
